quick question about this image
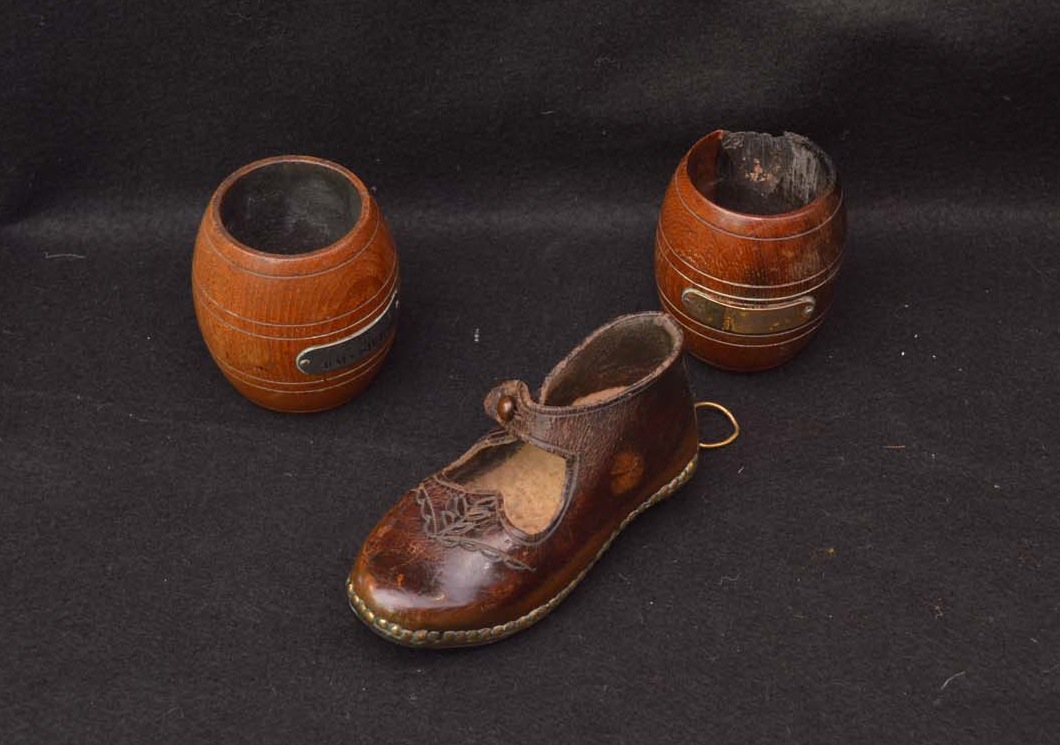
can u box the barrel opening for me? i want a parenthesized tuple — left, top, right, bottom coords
(219, 161, 363, 254)
(689, 131, 835, 216)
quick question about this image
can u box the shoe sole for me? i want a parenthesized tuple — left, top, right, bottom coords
(346, 452, 699, 648)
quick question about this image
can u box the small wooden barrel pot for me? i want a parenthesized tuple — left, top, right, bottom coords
(655, 130, 846, 372)
(192, 155, 399, 412)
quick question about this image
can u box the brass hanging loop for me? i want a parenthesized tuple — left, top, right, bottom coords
(694, 401, 740, 449)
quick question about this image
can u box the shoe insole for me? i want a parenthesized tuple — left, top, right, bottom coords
(464, 386, 628, 535)
(466, 443, 568, 535)
(569, 386, 626, 406)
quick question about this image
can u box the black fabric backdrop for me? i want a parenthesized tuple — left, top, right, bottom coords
(2, 1, 1058, 742)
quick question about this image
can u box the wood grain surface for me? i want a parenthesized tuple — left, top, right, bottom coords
(192, 155, 399, 412)
(655, 130, 846, 371)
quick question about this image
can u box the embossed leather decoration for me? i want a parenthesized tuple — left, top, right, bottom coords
(347, 312, 703, 647)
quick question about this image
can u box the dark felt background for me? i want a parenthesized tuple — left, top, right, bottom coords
(2, 1, 1059, 742)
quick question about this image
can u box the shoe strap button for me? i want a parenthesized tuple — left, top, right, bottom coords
(496, 395, 516, 423)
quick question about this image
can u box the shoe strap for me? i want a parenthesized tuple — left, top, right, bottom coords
(482, 379, 604, 455)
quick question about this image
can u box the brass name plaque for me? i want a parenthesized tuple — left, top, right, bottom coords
(681, 288, 815, 335)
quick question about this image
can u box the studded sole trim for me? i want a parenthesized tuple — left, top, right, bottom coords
(346, 453, 699, 648)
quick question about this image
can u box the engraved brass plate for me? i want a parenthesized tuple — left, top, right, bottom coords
(680, 288, 814, 335)
(296, 292, 399, 375)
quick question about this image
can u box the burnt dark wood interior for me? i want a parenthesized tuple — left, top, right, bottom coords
(690, 131, 835, 215)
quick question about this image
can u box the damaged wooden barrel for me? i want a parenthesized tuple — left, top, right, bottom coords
(655, 130, 846, 371)
(192, 155, 399, 412)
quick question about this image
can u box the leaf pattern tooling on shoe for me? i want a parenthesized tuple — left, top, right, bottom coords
(415, 477, 532, 572)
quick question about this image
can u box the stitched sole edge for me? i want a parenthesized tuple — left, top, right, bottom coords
(346, 452, 699, 648)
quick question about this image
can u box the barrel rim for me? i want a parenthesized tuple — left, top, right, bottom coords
(205, 154, 378, 272)
(675, 129, 842, 237)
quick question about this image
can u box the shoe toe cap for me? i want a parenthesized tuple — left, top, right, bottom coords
(349, 534, 523, 640)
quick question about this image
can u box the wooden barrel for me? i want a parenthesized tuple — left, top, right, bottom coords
(192, 155, 399, 412)
(655, 130, 846, 371)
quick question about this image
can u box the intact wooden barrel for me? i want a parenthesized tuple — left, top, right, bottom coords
(192, 155, 399, 412)
(655, 130, 846, 371)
